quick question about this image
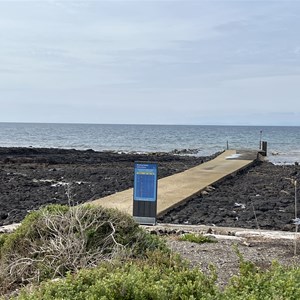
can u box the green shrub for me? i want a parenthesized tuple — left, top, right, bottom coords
(0, 204, 167, 296)
(0, 233, 8, 254)
(14, 252, 220, 300)
(13, 257, 300, 300)
(4, 206, 300, 300)
(223, 260, 300, 299)
(178, 233, 217, 244)
(5, 228, 300, 300)
(0, 205, 69, 259)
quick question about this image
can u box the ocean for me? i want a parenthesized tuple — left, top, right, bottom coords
(0, 123, 299, 165)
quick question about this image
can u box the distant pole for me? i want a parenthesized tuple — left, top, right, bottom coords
(259, 130, 263, 149)
(226, 140, 229, 150)
(295, 180, 297, 220)
(295, 180, 298, 256)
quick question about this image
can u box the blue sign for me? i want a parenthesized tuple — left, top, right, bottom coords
(134, 162, 158, 201)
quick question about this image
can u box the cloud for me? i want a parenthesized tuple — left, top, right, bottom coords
(0, 0, 300, 125)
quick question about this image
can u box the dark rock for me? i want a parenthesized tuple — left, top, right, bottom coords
(0, 213, 8, 220)
(2, 147, 300, 232)
(158, 161, 300, 232)
(0, 147, 208, 226)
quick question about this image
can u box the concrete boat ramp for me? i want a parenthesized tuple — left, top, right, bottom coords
(91, 149, 259, 217)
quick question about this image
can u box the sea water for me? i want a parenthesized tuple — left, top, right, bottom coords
(0, 123, 299, 165)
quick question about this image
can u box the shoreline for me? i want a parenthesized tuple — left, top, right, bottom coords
(0, 147, 299, 232)
(159, 160, 300, 231)
(0, 147, 212, 226)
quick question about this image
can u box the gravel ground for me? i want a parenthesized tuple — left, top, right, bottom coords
(146, 224, 300, 288)
(168, 236, 299, 288)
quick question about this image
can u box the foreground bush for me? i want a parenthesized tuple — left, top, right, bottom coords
(12, 256, 300, 300)
(0, 204, 166, 295)
(2, 205, 300, 299)
(223, 260, 300, 299)
(14, 251, 219, 300)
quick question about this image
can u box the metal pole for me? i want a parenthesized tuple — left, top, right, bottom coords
(295, 180, 298, 256)
(295, 180, 297, 220)
(259, 130, 262, 149)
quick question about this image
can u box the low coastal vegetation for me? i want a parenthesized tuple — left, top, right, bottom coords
(1, 204, 300, 299)
(0, 204, 166, 297)
(178, 232, 218, 244)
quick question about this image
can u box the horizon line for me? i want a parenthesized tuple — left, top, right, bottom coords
(0, 121, 299, 127)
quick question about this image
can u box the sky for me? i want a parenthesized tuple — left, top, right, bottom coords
(0, 0, 300, 126)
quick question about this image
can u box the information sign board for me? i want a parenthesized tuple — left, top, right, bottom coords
(133, 162, 158, 225)
(134, 162, 157, 201)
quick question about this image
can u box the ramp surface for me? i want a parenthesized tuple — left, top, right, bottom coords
(91, 150, 257, 216)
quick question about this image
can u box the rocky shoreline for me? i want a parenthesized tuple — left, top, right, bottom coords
(159, 160, 300, 231)
(0, 147, 213, 226)
(0, 147, 299, 232)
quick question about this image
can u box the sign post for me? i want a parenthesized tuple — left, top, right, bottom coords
(133, 162, 158, 225)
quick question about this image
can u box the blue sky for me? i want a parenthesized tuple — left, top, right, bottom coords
(1, 0, 300, 125)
